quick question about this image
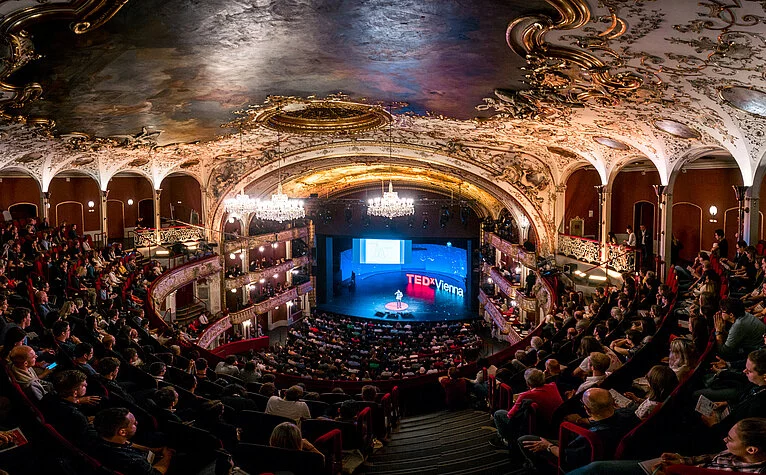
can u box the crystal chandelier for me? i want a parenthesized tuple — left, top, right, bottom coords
(255, 182, 305, 223)
(367, 107, 414, 219)
(255, 129, 305, 223)
(224, 193, 258, 217)
(368, 181, 414, 219)
(223, 126, 305, 223)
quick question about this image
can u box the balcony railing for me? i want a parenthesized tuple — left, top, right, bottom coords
(198, 281, 314, 349)
(479, 290, 522, 344)
(225, 255, 311, 290)
(135, 225, 206, 247)
(557, 234, 636, 273)
(484, 232, 536, 269)
(149, 255, 222, 312)
(224, 227, 310, 254)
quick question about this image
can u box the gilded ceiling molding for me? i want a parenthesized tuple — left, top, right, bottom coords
(0, 0, 129, 114)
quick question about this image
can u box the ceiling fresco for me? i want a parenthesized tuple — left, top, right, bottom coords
(13, 0, 550, 144)
(0, 0, 766, 251)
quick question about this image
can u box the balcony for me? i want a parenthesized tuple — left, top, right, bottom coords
(134, 225, 206, 247)
(479, 290, 522, 345)
(484, 232, 536, 269)
(225, 255, 311, 290)
(224, 226, 310, 254)
(557, 234, 636, 273)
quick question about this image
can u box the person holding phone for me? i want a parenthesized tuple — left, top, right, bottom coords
(8, 345, 52, 401)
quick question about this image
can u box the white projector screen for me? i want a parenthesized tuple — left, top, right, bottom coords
(361, 239, 403, 264)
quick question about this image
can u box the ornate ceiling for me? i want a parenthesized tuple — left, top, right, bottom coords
(0, 0, 766, 250)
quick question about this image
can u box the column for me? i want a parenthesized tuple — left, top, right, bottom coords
(208, 271, 222, 314)
(657, 189, 673, 280)
(100, 190, 109, 239)
(285, 239, 292, 260)
(153, 188, 162, 243)
(744, 188, 760, 245)
(553, 184, 566, 251)
(596, 185, 611, 262)
(42, 191, 51, 220)
(733, 185, 751, 243)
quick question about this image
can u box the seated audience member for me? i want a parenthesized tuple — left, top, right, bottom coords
(569, 418, 766, 474)
(73, 342, 98, 377)
(260, 382, 277, 398)
(703, 349, 766, 432)
(624, 365, 678, 420)
(715, 298, 766, 361)
(239, 361, 261, 383)
(193, 400, 239, 451)
(265, 385, 311, 425)
(215, 355, 241, 377)
(221, 384, 258, 412)
(469, 357, 497, 398)
(41, 370, 100, 445)
(544, 359, 563, 383)
(52, 320, 78, 357)
(152, 387, 183, 427)
(439, 366, 469, 410)
(572, 352, 611, 396)
(8, 344, 52, 401)
(491, 368, 563, 448)
(269, 421, 324, 461)
(667, 338, 695, 381)
(518, 388, 638, 472)
(92, 407, 175, 475)
(97, 357, 136, 404)
(609, 329, 644, 361)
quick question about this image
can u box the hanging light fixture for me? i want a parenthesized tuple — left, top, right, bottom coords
(367, 109, 414, 219)
(255, 129, 305, 223)
(224, 125, 259, 217)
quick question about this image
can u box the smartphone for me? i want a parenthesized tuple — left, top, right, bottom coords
(46, 362, 58, 370)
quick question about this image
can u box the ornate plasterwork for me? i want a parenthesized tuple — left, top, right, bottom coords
(0, 1, 129, 114)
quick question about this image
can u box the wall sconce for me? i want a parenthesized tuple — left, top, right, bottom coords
(127, 199, 134, 206)
(487, 277, 493, 284)
(709, 205, 718, 223)
(272, 273, 279, 279)
(229, 253, 236, 260)
(258, 246, 265, 252)
(231, 288, 237, 293)
(87, 201, 95, 213)
(259, 278, 265, 284)
(271, 242, 279, 249)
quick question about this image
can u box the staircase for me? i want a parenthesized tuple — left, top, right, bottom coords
(361, 410, 525, 475)
(174, 301, 206, 324)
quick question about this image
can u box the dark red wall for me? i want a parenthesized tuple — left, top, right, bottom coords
(564, 169, 600, 237)
(610, 170, 660, 235)
(49, 177, 101, 232)
(0, 177, 41, 213)
(160, 175, 202, 224)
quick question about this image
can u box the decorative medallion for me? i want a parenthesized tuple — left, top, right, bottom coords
(254, 100, 392, 135)
(653, 119, 700, 139)
(128, 158, 149, 167)
(720, 86, 766, 118)
(15, 152, 42, 164)
(72, 157, 94, 166)
(180, 159, 200, 168)
(546, 146, 580, 160)
(593, 136, 629, 150)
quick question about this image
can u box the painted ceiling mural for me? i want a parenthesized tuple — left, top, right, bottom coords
(0, 0, 765, 249)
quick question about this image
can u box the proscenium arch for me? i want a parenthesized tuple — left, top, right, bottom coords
(208, 143, 556, 254)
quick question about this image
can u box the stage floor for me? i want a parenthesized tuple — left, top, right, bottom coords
(318, 271, 476, 322)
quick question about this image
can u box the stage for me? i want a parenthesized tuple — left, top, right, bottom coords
(318, 271, 475, 322)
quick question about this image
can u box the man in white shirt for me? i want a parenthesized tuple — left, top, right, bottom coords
(265, 385, 311, 425)
(624, 225, 636, 247)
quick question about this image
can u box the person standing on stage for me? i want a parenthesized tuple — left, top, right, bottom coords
(395, 290, 403, 308)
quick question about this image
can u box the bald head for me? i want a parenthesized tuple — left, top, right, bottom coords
(582, 388, 614, 419)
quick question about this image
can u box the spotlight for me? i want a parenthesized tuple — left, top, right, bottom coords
(272, 242, 278, 249)
(422, 217, 429, 229)
(259, 278, 265, 284)
(229, 253, 236, 260)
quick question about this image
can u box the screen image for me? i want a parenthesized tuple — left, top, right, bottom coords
(359, 239, 408, 265)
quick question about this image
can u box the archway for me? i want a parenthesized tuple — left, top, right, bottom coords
(671, 202, 702, 265)
(137, 199, 154, 228)
(55, 201, 84, 231)
(564, 168, 600, 238)
(49, 172, 101, 233)
(8, 203, 38, 220)
(106, 200, 125, 240)
(159, 173, 202, 225)
(107, 171, 154, 236)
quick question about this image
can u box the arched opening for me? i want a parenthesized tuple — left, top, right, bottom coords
(159, 173, 202, 226)
(564, 167, 600, 238)
(49, 172, 101, 233)
(106, 171, 154, 238)
(55, 201, 84, 231)
(609, 158, 661, 248)
(8, 203, 39, 220)
(106, 200, 125, 240)
(671, 202, 702, 265)
(670, 155, 742, 253)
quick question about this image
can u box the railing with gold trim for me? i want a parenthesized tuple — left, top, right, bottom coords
(225, 255, 311, 290)
(149, 255, 221, 312)
(484, 232, 536, 269)
(605, 243, 637, 273)
(224, 227, 310, 254)
(135, 225, 206, 247)
(479, 290, 522, 345)
(557, 233, 601, 264)
(198, 281, 313, 348)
